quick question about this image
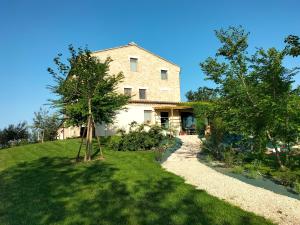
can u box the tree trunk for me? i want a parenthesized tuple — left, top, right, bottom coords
(84, 98, 93, 161)
(96, 135, 104, 158)
(76, 126, 87, 161)
(88, 117, 93, 161)
(41, 130, 44, 143)
(285, 142, 290, 167)
(84, 116, 91, 161)
(267, 131, 284, 168)
(274, 145, 284, 168)
(91, 114, 104, 159)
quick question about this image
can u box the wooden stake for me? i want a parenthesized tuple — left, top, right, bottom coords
(91, 114, 104, 158)
(76, 126, 87, 161)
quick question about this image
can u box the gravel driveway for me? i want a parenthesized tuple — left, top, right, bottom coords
(162, 135, 300, 225)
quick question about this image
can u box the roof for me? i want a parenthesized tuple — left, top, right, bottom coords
(93, 42, 180, 68)
(128, 100, 193, 109)
(129, 100, 182, 105)
(153, 105, 193, 110)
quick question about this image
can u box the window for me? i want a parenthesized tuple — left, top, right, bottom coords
(139, 89, 146, 100)
(130, 58, 138, 72)
(161, 70, 168, 80)
(144, 110, 152, 123)
(124, 88, 132, 96)
(160, 112, 169, 128)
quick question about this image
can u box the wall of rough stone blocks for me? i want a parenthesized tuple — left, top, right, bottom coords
(92, 44, 181, 102)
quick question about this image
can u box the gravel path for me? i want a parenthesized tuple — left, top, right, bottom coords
(162, 135, 300, 225)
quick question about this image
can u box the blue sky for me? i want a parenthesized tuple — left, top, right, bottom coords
(0, 0, 299, 128)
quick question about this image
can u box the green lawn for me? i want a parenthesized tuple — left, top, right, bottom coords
(0, 140, 274, 225)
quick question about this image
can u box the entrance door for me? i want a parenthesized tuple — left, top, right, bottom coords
(160, 112, 169, 128)
(181, 112, 196, 134)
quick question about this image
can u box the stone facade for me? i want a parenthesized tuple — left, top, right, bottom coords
(57, 43, 195, 139)
(92, 43, 181, 102)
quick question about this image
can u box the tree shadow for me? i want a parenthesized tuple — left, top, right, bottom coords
(0, 156, 118, 225)
(0, 155, 273, 225)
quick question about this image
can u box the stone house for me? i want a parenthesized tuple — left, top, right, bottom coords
(57, 42, 195, 139)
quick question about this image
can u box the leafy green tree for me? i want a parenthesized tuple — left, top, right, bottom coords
(48, 45, 129, 161)
(0, 122, 29, 148)
(33, 107, 61, 142)
(185, 86, 218, 102)
(250, 48, 300, 167)
(285, 35, 300, 57)
(200, 26, 300, 168)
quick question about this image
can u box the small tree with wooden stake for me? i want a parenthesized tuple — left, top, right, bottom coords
(48, 45, 129, 162)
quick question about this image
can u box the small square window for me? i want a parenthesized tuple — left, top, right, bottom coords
(130, 58, 138, 72)
(124, 88, 132, 96)
(144, 110, 152, 123)
(161, 70, 168, 80)
(139, 89, 146, 100)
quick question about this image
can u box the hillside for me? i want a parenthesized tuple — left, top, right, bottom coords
(0, 140, 273, 225)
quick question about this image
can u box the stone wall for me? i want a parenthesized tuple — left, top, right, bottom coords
(92, 44, 181, 102)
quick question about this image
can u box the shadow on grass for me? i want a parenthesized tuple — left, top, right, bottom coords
(0, 155, 273, 225)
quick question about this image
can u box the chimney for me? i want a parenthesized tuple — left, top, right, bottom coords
(128, 42, 137, 46)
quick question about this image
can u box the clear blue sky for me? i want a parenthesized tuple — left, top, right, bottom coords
(0, 0, 299, 128)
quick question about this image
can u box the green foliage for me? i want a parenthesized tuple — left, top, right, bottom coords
(48, 45, 130, 160)
(204, 154, 213, 163)
(246, 169, 259, 179)
(272, 169, 298, 186)
(285, 35, 300, 57)
(185, 86, 218, 102)
(109, 123, 168, 151)
(48, 45, 129, 127)
(201, 116, 228, 160)
(33, 107, 61, 142)
(0, 122, 29, 149)
(200, 26, 300, 168)
(294, 180, 300, 194)
(223, 151, 235, 167)
(232, 166, 244, 174)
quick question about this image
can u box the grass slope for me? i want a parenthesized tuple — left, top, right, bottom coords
(0, 140, 274, 225)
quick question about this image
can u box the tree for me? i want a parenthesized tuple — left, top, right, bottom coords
(48, 45, 129, 161)
(250, 48, 300, 167)
(285, 35, 300, 57)
(0, 122, 29, 148)
(185, 86, 218, 102)
(33, 107, 47, 143)
(200, 26, 300, 168)
(33, 107, 61, 142)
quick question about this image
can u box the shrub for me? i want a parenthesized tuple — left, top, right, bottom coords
(223, 151, 235, 167)
(109, 123, 169, 151)
(232, 166, 244, 174)
(154, 146, 166, 162)
(108, 136, 122, 151)
(154, 138, 180, 162)
(246, 168, 259, 179)
(233, 153, 245, 165)
(205, 154, 213, 163)
(294, 181, 300, 194)
(272, 170, 298, 186)
(251, 159, 262, 170)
